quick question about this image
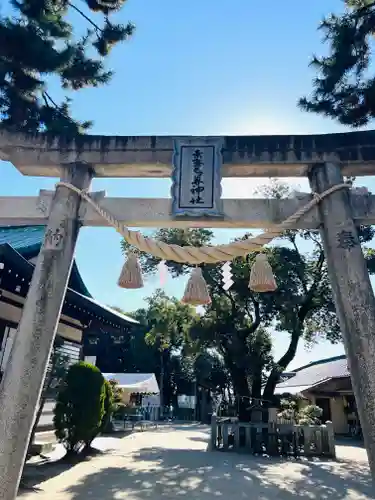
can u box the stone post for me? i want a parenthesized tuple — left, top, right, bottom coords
(325, 421, 336, 459)
(309, 162, 375, 479)
(0, 163, 93, 500)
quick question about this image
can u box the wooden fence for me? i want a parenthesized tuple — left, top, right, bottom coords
(211, 416, 336, 458)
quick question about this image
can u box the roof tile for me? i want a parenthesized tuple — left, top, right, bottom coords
(276, 355, 349, 391)
(0, 226, 44, 254)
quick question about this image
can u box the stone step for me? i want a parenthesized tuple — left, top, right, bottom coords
(29, 430, 57, 457)
(34, 430, 57, 444)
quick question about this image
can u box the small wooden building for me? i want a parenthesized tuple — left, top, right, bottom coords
(275, 355, 356, 435)
(0, 225, 138, 376)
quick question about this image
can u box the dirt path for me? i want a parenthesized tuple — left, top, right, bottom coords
(19, 424, 374, 499)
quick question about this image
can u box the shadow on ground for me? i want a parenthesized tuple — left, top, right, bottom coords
(63, 445, 374, 499)
(20, 449, 107, 493)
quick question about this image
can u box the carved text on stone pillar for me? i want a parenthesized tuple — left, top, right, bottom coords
(44, 221, 66, 251)
(336, 229, 359, 250)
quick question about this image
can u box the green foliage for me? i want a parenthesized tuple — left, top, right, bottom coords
(278, 399, 323, 425)
(100, 379, 123, 433)
(122, 181, 375, 405)
(130, 290, 200, 405)
(298, 405, 324, 425)
(122, 225, 330, 402)
(300, 0, 375, 126)
(277, 399, 299, 422)
(120, 292, 230, 406)
(100, 379, 114, 434)
(53, 362, 106, 454)
(0, 0, 134, 135)
(193, 350, 230, 392)
(109, 378, 123, 406)
(141, 289, 198, 350)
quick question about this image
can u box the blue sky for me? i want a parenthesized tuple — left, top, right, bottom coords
(1, 0, 374, 368)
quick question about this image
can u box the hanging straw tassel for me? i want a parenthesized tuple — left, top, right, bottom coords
(117, 252, 144, 289)
(249, 253, 277, 293)
(181, 267, 211, 306)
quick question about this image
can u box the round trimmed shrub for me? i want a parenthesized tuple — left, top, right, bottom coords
(53, 361, 106, 454)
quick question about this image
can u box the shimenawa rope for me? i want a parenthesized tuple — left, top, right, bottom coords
(55, 181, 349, 264)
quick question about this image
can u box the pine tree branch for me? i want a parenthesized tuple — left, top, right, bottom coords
(68, 2, 102, 34)
(44, 91, 60, 109)
(41, 92, 49, 108)
(42, 91, 72, 124)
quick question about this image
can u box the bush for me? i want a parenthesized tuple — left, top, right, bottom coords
(53, 362, 106, 454)
(101, 379, 124, 433)
(108, 379, 123, 406)
(277, 399, 298, 422)
(278, 399, 323, 425)
(101, 380, 115, 434)
(298, 405, 323, 425)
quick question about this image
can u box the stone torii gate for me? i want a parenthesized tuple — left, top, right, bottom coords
(1, 129, 375, 498)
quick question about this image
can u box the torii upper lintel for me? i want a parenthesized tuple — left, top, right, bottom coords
(2, 129, 375, 178)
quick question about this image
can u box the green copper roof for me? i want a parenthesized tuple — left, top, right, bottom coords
(0, 225, 91, 297)
(0, 243, 138, 328)
(0, 226, 45, 258)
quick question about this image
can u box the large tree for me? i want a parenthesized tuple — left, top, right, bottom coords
(0, 0, 134, 135)
(122, 212, 375, 418)
(122, 230, 274, 420)
(124, 291, 229, 411)
(130, 290, 199, 408)
(299, 0, 375, 127)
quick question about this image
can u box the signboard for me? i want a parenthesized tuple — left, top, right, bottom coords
(171, 137, 223, 218)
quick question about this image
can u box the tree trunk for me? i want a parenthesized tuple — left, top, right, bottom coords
(251, 372, 262, 401)
(222, 342, 252, 421)
(228, 363, 251, 421)
(263, 328, 300, 402)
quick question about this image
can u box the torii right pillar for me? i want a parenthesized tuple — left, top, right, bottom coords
(309, 162, 375, 479)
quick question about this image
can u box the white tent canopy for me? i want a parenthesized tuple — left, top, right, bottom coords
(103, 373, 159, 394)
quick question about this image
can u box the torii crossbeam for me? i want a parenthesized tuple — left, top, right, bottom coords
(1, 130, 375, 498)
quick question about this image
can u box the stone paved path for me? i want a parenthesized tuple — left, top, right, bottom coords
(19, 424, 375, 499)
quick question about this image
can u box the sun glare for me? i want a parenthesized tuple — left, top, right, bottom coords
(222, 110, 315, 136)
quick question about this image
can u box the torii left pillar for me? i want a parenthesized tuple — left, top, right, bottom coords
(0, 163, 92, 500)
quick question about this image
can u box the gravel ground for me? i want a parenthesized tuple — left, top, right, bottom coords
(19, 424, 375, 499)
